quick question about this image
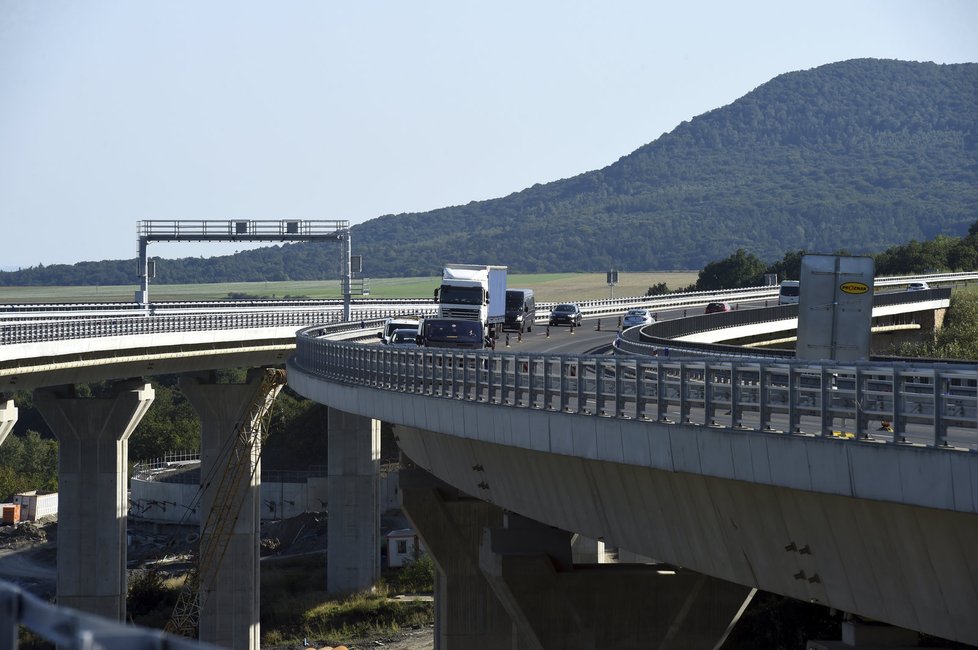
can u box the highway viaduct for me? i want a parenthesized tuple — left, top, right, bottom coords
(0, 283, 974, 648)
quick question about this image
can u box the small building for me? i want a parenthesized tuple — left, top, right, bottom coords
(12, 490, 58, 521)
(386, 528, 422, 568)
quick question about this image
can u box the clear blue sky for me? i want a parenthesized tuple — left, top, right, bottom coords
(1, 0, 976, 269)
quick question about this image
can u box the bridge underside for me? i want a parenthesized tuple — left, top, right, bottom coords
(287, 363, 978, 645)
(1, 343, 294, 391)
(393, 423, 978, 645)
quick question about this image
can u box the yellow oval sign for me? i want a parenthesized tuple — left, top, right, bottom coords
(840, 282, 869, 294)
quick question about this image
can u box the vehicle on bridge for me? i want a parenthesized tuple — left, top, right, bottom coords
(704, 301, 732, 314)
(503, 288, 536, 333)
(778, 280, 800, 305)
(622, 308, 656, 328)
(434, 264, 507, 337)
(389, 328, 420, 347)
(416, 318, 489, 349)
(378, 315, 421, 344)
(548, 303, 583, 327)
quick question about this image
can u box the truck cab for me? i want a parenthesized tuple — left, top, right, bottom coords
(434, 264, 507, 337)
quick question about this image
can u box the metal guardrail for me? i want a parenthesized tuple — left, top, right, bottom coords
(0, 578, 224, 650)
(0, 307, 435, 348)
(292, 321, 978, 450)
(620, 287, 951, 345)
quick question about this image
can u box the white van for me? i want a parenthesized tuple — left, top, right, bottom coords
(778, 280, 800, 305)
(378, 316, 420, 344)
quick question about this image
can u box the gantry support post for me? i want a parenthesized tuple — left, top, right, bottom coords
(136, 233, 150, 304)
(180, 369, 282, 650)
(33, 380, 155, 621)
(341, 229, 352, 321)
(326, 408, 380, 593)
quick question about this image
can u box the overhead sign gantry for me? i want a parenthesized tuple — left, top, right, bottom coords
(136, 219, 356, 318)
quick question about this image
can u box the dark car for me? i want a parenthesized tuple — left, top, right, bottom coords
(549, 303, 583, 327)
(704, 302, 731, 314)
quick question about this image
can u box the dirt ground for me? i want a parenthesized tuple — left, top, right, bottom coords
(0, 514, 435, 650)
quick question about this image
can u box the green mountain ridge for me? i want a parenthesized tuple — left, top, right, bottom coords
(3, 58, 976, 286)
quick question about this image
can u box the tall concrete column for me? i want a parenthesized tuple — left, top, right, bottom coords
(33, 380, 155, 620)
(0, 400, 17, 447)
(399, 464, 529, 649)
(180, 369, 282, 650)
(326, 408, 380, 593)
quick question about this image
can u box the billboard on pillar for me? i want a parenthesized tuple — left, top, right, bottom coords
(796, 254, 875, 361)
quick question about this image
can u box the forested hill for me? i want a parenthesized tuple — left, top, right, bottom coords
(3, 58, 977, 286)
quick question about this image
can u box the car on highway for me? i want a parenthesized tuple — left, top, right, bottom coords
(388, 328, 420, 346)
(622, 308, 656, 328)
(906, 281, 930, 291)
(704, 302, 732, 314)
(549, 303, 583, 327)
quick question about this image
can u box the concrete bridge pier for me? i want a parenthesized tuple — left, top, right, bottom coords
(399, 464, 531, 649)
(326, 408, 380, 594)
(33, 379, 155, 621)
(180, 369, 282, 650)
(401, 462, 756, 649)
(0, 399, 17, 446)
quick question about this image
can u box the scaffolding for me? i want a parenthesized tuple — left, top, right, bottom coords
(165, 368, 287, 638)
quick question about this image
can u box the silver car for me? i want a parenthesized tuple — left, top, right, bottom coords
(622, 309, 656, 328)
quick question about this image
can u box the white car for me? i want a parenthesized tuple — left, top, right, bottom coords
(388, 328, 419, 346)
(622, 308, 656, 328)
(906, 281, 930, 291)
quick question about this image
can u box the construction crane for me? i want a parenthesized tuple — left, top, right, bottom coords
(165, 368, 287, 638)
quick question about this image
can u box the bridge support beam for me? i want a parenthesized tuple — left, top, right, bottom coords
(181, 370, 277, 650)
(33, 380, 155, 621)
(570, 534, 607, 564)
(326, 408, 380, 594)
(400, 460, 755, 649)
(0, 399, 17, 447)
(400, 465, 531, 649)
(480, 517, 756, 649)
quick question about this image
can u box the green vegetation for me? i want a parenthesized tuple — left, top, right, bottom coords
(899, 289, 978, 360)
(125, 553, 434, 649)
(687, 220, 978, 292)
(261, 554, 433, 648)
(0, 429, 58, 500)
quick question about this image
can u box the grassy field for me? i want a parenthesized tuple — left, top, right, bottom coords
(0, 272, 699, 304)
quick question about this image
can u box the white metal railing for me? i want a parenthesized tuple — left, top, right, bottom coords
(292, 323, 978, 450)
(0, 307, 435, 348)
(0, 578, 224, 650)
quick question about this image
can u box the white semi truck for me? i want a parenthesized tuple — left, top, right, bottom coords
(433, 264, 507, 338)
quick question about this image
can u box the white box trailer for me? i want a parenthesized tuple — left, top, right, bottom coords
(12, 490, 58, 521)
(436, 264, 507, 334)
